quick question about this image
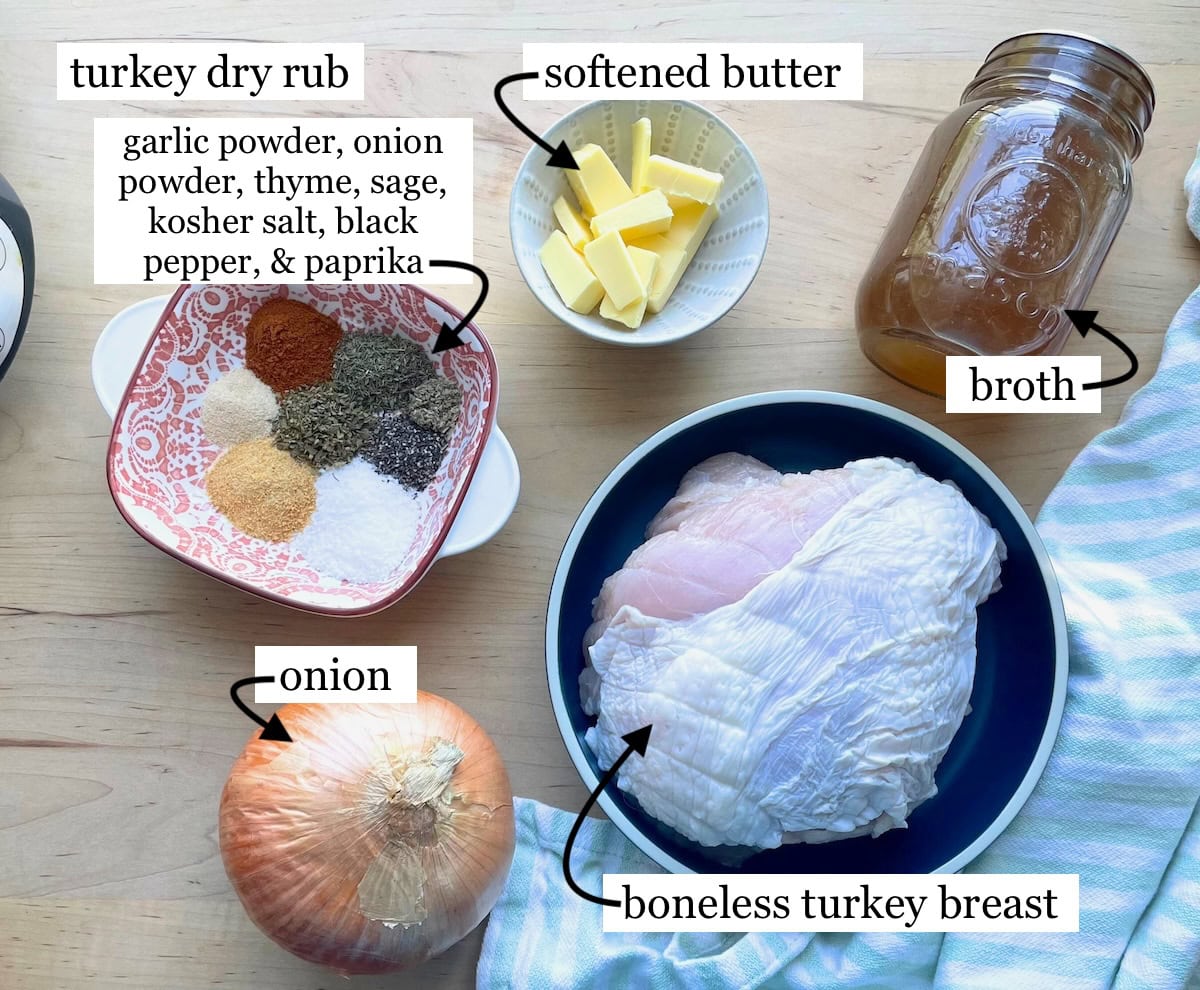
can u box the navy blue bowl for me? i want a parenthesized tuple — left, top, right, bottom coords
(546, 391, 1067, 874)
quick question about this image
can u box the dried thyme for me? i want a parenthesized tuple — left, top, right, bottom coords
(333, 333, 436, 413)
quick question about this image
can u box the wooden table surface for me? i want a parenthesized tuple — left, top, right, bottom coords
(3, 4, 1199, 987)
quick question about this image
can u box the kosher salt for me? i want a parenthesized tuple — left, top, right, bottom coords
(291, 458, 420, 583)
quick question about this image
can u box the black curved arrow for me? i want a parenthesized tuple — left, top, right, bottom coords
(428, 260, 489, 353)
(494, 72, 579, 170)
(1066, 309, 1139, 391)
(563, 725, 653, 907)
(230, 676, 292, 743)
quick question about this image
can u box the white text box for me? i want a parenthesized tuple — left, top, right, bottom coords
(59, 43, 364, 100)
(94, 117, 473, 285)
(523, 43, 863, 100)
(946, 356, 1102, 413)
(602, 873, 1079, 933)
(254, 646, 417, 704)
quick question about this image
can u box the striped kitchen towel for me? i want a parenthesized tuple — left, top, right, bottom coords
(477, 146, 1200, 989)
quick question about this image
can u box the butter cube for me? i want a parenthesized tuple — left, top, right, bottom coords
(631, 117, 652, 193)
(626, 234, 687, 314)
(589, 190, 673, 242)
(631, 202, 719, 313)
(663, 201, 719, 254)
(553, 195, 591, 252)
(539, 230, 604, 314)
(645, 154, 724, 205)
(583, 230, 645, 310)
(600, 246, 658, 329)
(566, 144, 633, 217)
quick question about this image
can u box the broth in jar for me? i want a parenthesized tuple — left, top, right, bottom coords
(856, 33, 1154, 396)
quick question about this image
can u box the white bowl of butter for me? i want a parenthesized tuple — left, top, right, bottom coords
(510, 100, 769, 346)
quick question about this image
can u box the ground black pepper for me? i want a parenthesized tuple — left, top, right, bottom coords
(362, 413, 448, 489)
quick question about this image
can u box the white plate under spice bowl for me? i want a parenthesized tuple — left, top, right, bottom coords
(95, 285, 520, 616)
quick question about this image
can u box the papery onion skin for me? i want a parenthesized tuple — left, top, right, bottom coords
(219, 695, 515, 975)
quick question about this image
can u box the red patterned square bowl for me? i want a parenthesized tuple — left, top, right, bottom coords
(106, 284, 500, 616)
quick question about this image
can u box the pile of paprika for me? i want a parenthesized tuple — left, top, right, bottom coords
(245, 297, 343, 394)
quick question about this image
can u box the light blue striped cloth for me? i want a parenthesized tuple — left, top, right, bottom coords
(477, 146, 1200, 989)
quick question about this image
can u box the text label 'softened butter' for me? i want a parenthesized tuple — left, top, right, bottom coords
(521, 44, 865, 101)
(539, 229, 604, 313)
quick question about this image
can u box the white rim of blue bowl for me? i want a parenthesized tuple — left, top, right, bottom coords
(545, 389, 1070, 875)
(508, 98, 770, 347)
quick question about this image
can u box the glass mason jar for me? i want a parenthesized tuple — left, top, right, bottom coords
(855, 32, 1154, 396)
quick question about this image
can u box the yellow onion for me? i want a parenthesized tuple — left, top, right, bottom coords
(219, 695, 515, 975)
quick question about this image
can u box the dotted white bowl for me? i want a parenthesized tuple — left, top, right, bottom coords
(510, 99, 769, 347)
